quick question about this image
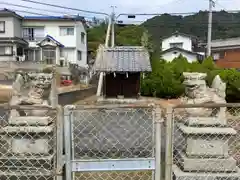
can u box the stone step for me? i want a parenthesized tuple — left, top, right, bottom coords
(9, 116, 53, 126)
(182, 117, 227, 126)
(177, 152, 238, 173)
(177, 123, 237, 135)
(0, 124, 54, 134)
(0, 155, 55, 170)
(173, 165, 240, 180)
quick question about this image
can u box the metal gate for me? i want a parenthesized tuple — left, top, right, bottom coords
(64, 104, 162, 180)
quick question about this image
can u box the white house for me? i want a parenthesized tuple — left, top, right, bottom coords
(22, 16, 87, 67)
(161, 32, 204, 62)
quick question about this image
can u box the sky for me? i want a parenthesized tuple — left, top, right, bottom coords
(4, 0, 240, 22)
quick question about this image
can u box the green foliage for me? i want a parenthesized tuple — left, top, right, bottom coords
(141, 56, 240, 102)
(87, 23, 152, 58)
(88, 11, 240, 57)
(142, 11, 240, 50)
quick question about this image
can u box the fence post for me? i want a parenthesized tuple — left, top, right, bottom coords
(64, 106, 73, 180)
(56, 105, 63, 180)
(155, 106, 163, 180)
(165, 107, 173, 180)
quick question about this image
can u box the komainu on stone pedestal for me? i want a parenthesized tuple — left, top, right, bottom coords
(173, 72, 240, 180)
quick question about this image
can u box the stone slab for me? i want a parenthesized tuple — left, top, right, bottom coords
(177, 123, 237, 135)
(186, 137, 229, 158)
(12, 138, 50, 154)
(9, 116, 52, 126)
(1, 134, 53, 155)
(184, 117, 227, 126)
(178, 152, 237, 172)
(0, 124, 54, 134)
(173, 165, 240, 180)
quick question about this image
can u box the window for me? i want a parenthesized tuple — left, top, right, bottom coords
(60, 27, 74, 36)
(81, 32, 85, 43)
(170, 42, 183, 48)
(78, 50, 82, 60)
(0, 46, 13, 55)
(23, 27, 44, 41)
(0, 21, 5, 33)
(213, 53, 220, 60)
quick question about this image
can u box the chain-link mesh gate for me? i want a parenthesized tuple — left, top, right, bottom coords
(0, 104, 58, 180)
(164, 103, 240, 180)
(64, 104, 162, 180)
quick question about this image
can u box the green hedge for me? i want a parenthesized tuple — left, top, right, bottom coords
(141, 54, 240, 102)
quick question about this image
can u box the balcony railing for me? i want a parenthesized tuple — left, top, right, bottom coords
(23, 36, 44, 42)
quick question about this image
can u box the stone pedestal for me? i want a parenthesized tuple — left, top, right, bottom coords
(0, 111, 55, 180)
(173, 117, 240, 180)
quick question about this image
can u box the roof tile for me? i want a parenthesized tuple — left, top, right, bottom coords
(94, 45, 152, 72)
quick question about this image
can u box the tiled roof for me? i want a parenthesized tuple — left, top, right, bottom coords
(211, 37, 240, 48)
(37, 35, 64, 48)
(161, 47, 202, 55)
(94, 45, 152, 72)
(24, 15, 85, 21)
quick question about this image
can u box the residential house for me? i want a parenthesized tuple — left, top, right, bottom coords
(22, 15, 87, 67)
(94, 45, 151, 99)
(0, 9, 87, 68)
(161, 32, 204, 62)
(211, 37, 240, 68)
(0, 9, 28, 62)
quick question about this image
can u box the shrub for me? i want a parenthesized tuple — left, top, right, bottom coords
(141, 55, 240, 102)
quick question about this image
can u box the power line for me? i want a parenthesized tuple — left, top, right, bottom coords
(6, 8, 98, 23)
(21, 0, 109, 16)
(9, 9, 51, 16)
(19, 0, 240, 19)
(0, 2, 103, 20)
(0, 1, 74, 15)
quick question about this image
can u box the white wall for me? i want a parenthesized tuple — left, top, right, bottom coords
(75, 22, 87, 67)
(161, 50, 198, 63)
(162, 35, 192, 51)
(0, 56, 14, 61)
(0, 17, 22, 38)
(60, 48, 75, 64)
(0, 17, 14, 38)
(13, 17, 22, 38)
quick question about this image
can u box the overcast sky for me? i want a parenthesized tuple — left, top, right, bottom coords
(4, 0, 240, 22)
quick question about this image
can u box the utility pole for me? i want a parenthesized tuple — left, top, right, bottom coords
(96, 7, 114, 97)
(207, 0, 214, 57)
(111, 6, 117, 47)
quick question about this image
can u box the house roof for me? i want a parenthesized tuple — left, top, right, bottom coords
(94, 45, 152, 72)
(0, 37, 28, 45)
(0, 9, 23, 19)
(161, 31, 198, 41)
(161, 47, 203, 56)
(24, 15, 85, 22)
(37, 35, 64, 48)
(210, 37, 240, 48)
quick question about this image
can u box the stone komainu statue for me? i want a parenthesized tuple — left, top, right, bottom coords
(181, 72, 226, 118)
(10, 72, 53, 116)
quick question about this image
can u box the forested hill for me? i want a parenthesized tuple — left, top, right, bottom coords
(88, 10, 240, 56)
(142, 10, 240, 47)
